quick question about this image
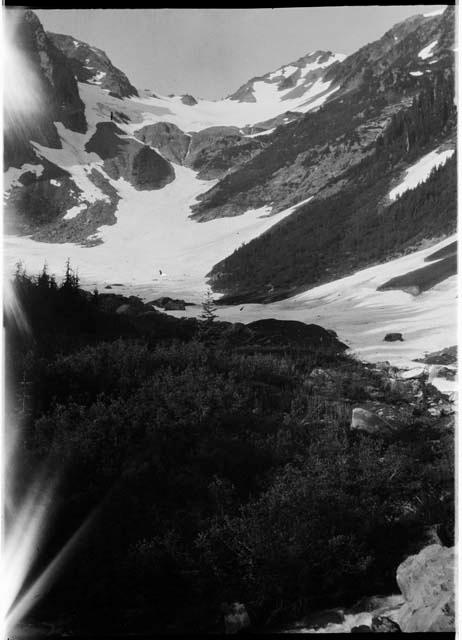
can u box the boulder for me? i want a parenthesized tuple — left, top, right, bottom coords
(222, 602, 251, 634)
(371, 616, 401, 632)
(115, 303, 136, 315)
(181, 94, 198, 106)
(398, 367, 427, 380)
(374, 361, 392, 371)
(351, 625, 371, 633)
(150, 296, 187, 311)
(396, 544, 455, 632)
(384, 333, 404, 342)
(350, 407, 394, 437)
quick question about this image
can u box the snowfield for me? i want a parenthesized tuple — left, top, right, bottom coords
(158, 235, 458, 392)
(389, 148, 454, 201)
(4, 168, 311, 298)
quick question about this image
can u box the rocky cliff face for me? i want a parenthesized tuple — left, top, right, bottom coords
(47, 32, 139, 99)
(134, 122, 191, 165)
(85, 122, 175, 190)
(396, 544, 455, 632)
(4, 9, 87, 170)
(186, 127, 266, 180)
(133, 123, 267, 180)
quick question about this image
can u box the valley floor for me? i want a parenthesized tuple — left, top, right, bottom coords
(5, 233, 457, 394)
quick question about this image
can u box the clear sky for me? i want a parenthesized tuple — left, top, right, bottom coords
(35, 6, 447, 100)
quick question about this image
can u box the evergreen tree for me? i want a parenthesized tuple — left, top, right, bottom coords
(200, 289, 218, 323)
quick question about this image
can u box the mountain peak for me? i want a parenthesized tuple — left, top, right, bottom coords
(228, 50, 345, 103)
(47, 32, 138, 99)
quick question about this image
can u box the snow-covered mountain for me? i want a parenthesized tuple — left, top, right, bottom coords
(3, 7, 457, 371)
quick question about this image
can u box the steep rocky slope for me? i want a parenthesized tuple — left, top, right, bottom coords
(192, 8, 455, 222)
(47, 32, 138, 99)
(4, 9, 87, 170)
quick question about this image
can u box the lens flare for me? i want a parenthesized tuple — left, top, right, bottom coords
(3, 9, 43, 122)
(1, 281, 94, 639)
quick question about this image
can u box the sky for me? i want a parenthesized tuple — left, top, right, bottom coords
(35, 6, 448, 100)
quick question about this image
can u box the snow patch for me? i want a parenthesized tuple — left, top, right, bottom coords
(389, 149, 454, 201)
(246, 128, 276, 138)
(50, 179, 61, 187)
(88, 70, 106, 85)
(409, 71, 423, 76)
(32, 122, 111, 205)
(63, 203, 87, 220)
(418, 40, 438, 60)
(4, 166, 307, 298)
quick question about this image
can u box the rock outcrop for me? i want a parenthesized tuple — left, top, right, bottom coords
(396, 544, 455, 632)
(48, 32, 138, 98)
(384, 333, 404, 342)
(134, 122, 191, 165)
(187, 127, 266, 180)
(181, 94, 197, 106)
(85, 122, 175, 190)
(351, 407, 395, 437)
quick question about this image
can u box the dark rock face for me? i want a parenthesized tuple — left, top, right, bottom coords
(4, 9, 87, 169)
(4, 159, 80, 233)
(186, 127, 265, 180)
(134, 122, 191, 164)
(181, 94, 197, 106)
(134, 123, 267, 180)
(384, 333, 404, 342)
(351, 625, 371, 633)
(85, 122, 175, 190)
(31, 169, 120, 246)
(48, 32, 138, 98)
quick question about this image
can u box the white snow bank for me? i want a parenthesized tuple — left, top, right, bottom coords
(63, 203, 87, 220)
(246, 128, 276, 138)
(423, 7, 446, 17)
(159, 235, 457, 390)
(4, 164, 44, 191)
(418, 40, 438, 59)
(389, 148, 454, 201)
(409, 71, 423, 76)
